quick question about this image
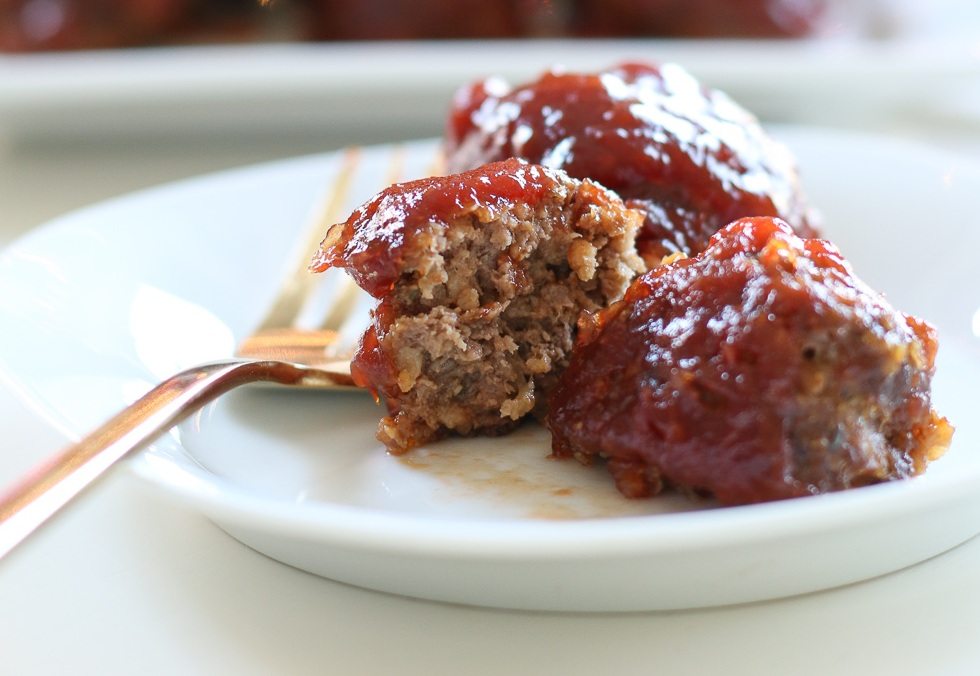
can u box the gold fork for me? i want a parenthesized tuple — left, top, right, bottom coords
(233, 146, 368, 385)
(0, 145, 419, 560)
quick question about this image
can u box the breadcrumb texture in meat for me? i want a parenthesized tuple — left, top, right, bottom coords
(312, 158, 645, 452)
(547, 217, 952, 505)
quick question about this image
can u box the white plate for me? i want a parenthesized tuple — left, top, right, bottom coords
(1, 35, 979, 142)
(2, 127, 980, 612)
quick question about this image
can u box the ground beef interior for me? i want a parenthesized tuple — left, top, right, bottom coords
(312, 158, 645, 452)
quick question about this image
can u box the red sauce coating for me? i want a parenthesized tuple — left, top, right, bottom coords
(0, 0, 189, 51)
(303, 0, 523, 40)
(571, 0, 827, 38)
(311, 157, 569, 397)
(446, 62, 816, 262)
(347, 298, 396, 400)
(0, 0, 267, 51)
(311, 157, 561, 298)
(2, 0, 828, 51)
(304, 0, 826, 41)
(547, 218, 951, 505)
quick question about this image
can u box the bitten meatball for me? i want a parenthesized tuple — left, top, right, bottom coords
(445, 62, 816, 266)
(312, 158, 645, 452)
(547, 217, 952, 505)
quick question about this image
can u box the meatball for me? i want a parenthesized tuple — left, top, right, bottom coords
(547, 217, 952, 505)
(312, 158, 645, 452)
(0, 0, 260, 51)
(445, 62, 816, 266)
(301, 0, 522, 41)
(0, 0, 189, 51)
(570, 0, 828, 38)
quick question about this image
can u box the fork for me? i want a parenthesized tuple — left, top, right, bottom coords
(0, 145, 416, 560)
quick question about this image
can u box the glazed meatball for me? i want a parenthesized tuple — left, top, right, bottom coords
(0, 0, 261, 51)
(0, 0, 189, 51)
(312, 158, 645, 452)
(446, 62, 816, 266)
(301, 0, 523, 41)
(571, 0, 828, 38)
(547, 217, 952, 505)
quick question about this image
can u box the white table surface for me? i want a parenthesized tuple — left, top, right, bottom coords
(2, 117, 980, 675)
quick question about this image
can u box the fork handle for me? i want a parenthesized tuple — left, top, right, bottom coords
(0, 359, 325, 561)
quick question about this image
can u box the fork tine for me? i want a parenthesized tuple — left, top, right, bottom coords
(317, 144, 406, 334)
(238, 143, 431, 374)
(255, 146, 361, 333)
(318, 278, 362, 333)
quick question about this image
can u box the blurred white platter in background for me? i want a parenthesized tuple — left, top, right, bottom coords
(0, 36, 978, 141)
